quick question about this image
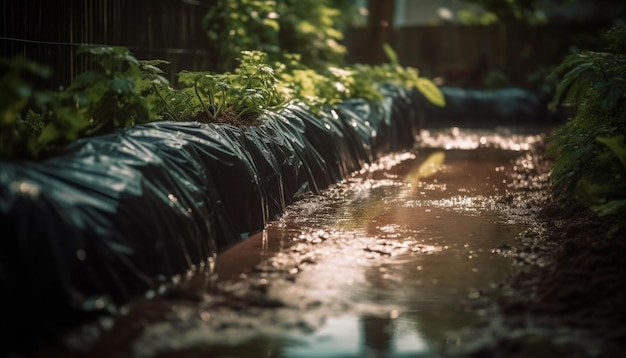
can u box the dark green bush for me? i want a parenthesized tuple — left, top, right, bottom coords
(548, 25, 626, 233)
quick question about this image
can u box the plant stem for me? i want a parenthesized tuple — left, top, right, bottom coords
(194, 81, 211, 120)
(151, 83, 179, 121)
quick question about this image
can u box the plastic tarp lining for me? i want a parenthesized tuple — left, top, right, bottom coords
(415, 86, 559, 127)
(0, 84, 419, 344)
(0, 84, 555, 347)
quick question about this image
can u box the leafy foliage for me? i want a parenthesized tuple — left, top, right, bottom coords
(67, 47, 152, 130)
(1, 47, 163, 159)
(457, 0, 571, 24)
(0, 43, 444, 159)
(347, 45, 446, 108)
(203, 0, 281, 72)
(0, 56, 51, 158)
(177, 51, 287, 123)
(139, 58, 180, 121)
(202, 0, 357, 72)
(274, 0, 349, 68)
(273, 45, 445, 115)
(457, 9, 498, 25)
(548, 26, 626, 232)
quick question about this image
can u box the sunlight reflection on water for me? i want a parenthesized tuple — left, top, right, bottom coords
(129, 127, 547, 358)
(418, 127, 542, 151)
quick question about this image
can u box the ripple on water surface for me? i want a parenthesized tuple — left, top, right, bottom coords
(98, 128, 549, 357)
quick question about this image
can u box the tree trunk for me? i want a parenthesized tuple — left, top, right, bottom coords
(367, 0, 395, 64)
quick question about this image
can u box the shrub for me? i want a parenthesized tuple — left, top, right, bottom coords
(548, 25, 626, 234)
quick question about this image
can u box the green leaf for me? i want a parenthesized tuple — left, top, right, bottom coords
(416, 78, 446, 107)
(140, 59, 170, 67)
(110, 77, 135, 94)
(68, 71, 105, 91)
(597, 135, 626, 170)
(263, 18, 280, 32)
(1, 97, 27, 126)
(575, 179, 607, 207)
(591, 199, 626, 217)
(383, 43, 398, 65)
(36, 123, 60, 146)
(140, 64, 165, 75)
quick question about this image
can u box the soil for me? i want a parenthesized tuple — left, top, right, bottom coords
(191, 107, 263, 126)
(483, 149, 626, 357)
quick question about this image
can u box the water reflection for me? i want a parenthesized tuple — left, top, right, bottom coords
(79, 128, 547, 357)
(210, 137, 532, 356)
(278, 130, 542, 356)
(361, 315, 394, 357)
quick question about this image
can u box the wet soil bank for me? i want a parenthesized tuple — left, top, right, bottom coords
(500, 205, 626, 356)
(468, 148, 626, 357)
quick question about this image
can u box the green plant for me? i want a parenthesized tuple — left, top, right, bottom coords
(30, 46, 163, 155)
(547, 25, 626, 231)
(274, 54, 359, 114)
(139, 59, 180, 121)
(0, 56, 97, 158)
(457, 0, 559, 24)
(202, 0, 354, 72)
(575, 135, 626, 234)
(178, 51, 287, 124)
(0, 47, 170, 158)
(0, 56, 51, 158)
(457, 9, 499, 25)
(275, 0, 348, 68)
(67, 46, 152, 131)
(1, 43, 445, 159)
(274, 45, 446, 115)
(350, 45, 446, 108)
(203, 0, 281, 72)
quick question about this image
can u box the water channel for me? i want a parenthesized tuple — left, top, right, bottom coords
(55, 127, 550, 357)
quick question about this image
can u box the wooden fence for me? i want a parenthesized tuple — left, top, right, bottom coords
(345, 22, 598, 88)
(1, 0, 212, 88)
(2, 1, 599, 89)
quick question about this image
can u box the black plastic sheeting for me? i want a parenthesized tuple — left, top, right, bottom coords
(0, 84, 420, 346)
(416, 86, 559, 127)
(0, 84, 556, 349)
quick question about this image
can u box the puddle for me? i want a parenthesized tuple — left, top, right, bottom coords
(52, 127, 552, 357)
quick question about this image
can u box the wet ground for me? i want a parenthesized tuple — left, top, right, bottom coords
(41, 126, 607, 357)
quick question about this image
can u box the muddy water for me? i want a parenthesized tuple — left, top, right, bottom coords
(57, 127, 548, 357)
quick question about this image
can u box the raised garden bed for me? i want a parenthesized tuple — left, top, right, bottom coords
(0, 83, 553, 353)
(0, 84, 419, 344)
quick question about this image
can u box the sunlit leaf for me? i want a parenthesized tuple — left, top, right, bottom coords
(416, 78, 446, 107)
(140, 64, 165, 75)
(151, 74, 170, 86)
(263, 18, 280, 32)
(383, 43, 398, 65)
(140, 59, 170, 67)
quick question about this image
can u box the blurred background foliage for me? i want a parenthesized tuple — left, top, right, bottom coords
(202, 0, 364, 72)
(454, 0, 625, 90)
